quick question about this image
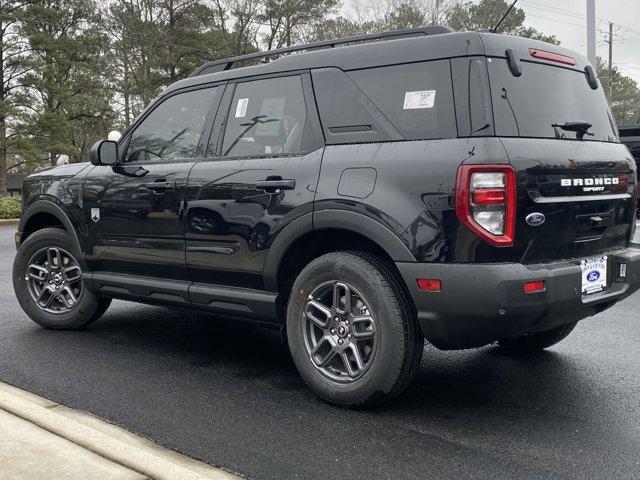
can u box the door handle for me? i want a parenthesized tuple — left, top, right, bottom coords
(255, 178, 295, 193)
(145, 180, 175, 194)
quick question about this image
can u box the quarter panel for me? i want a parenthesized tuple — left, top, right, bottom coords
(315, 139, 510, 263)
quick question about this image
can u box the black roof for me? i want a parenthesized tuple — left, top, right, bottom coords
(162, 28, 591, 97)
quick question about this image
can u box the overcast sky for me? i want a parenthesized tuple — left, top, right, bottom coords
(517, 0, 640, 84)
(342, 0, 640, 85)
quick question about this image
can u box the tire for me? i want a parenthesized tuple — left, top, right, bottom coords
(497, 321, 578, 353)
(286, 251, 423, 408)
(13, 228, 112, 330)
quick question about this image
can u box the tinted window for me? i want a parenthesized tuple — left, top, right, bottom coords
(222, 76, 308, 157)
(126, 87, 220, 163)
(488, 59, 617, 142)
(311, 68, 402, 145)
(348, 60, 457, 140)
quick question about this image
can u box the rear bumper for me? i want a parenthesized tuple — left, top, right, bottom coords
(396, 246, 640, 350)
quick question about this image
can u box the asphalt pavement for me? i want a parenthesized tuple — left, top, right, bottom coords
(0, 225, 639, 480)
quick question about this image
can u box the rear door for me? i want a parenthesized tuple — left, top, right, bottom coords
(184, 73, 323, 294)
(486, 53, 637, 263)
(83, 86, 224, 280)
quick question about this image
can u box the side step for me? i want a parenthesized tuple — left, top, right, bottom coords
(86, 272, 280, 322)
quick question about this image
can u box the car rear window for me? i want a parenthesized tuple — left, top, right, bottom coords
(487, 58, 618, 142)
(347, 60, 457, 141)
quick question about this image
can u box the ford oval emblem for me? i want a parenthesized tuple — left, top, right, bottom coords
(587, 271, 600, 282)
(525, 212, 546, 226)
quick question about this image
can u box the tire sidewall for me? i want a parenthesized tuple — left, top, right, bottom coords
(13, 228, 99, 329)
(287, 252, 407, 406)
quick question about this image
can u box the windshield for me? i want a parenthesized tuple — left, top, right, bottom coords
(488, 58, 618, 142)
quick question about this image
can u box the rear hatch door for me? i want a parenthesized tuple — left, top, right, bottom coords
(485, 40, 636, 263)
(501, 138, 635, 263)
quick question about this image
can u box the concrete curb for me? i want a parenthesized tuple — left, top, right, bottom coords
(0, 382, 241, 480)
(0, 218, 19, 226)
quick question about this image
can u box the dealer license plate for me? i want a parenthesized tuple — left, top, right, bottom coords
(580, 256, 608, 295)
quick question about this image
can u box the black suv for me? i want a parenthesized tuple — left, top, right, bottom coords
(13, 27, 640, 407)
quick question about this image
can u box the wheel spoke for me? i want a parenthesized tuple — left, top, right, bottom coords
(310, 336, 337, 367)
(58, 286, 77, 309)
(64, 265, 82, 283)
(339, 351, 357, 378)
(351, 315, 375, 339)
(37, 286, 57, 309)
(47, 247, 62, 269)
(333, 282, 351, 315)
(349, 343, 364, 372)
(28, 264, 48, 282)
(306, 300, 332, 328)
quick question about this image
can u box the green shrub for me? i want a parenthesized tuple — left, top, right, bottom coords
(0, 196, 22, 219)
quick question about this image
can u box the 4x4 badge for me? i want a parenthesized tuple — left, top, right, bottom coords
(90, 208, 100, 223)
(525, 212, 545, 226)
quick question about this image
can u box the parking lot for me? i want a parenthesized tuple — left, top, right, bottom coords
(0, 224, 639, 480)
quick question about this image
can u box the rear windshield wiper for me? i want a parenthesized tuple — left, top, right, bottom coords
(551, 121, 594, 140)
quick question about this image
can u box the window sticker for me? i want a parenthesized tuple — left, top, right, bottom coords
(235, 98, 249, 118)
(403, 90, 436, 110)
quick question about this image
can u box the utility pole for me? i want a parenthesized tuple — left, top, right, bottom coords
(607, 21, 613, 99)
(586, 0, 596, 65)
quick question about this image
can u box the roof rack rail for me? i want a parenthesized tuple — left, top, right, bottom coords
(190, 25, 453, 77)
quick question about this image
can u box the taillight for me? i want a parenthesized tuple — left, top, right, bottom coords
(455, 165, 516, 247)
(612, 173, 628, 194)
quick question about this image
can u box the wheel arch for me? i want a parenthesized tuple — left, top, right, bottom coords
(263, 210, 416, 293)
(19, 201, 84, 257)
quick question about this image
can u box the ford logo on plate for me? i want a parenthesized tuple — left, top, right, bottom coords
(587, 271, 600, 282)
(525, 212, 546, 226)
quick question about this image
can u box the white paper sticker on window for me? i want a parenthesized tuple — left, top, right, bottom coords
(235, 98, 249, 118)
(403, 90, 436, 110)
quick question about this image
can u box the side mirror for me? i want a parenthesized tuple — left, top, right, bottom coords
(90, 140, 119, 166)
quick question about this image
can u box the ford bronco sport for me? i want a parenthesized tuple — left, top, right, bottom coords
(13, 27, 640, 407)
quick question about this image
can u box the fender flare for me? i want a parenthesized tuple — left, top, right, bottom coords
(19, 200, 85, 262)
(263, 213, 313, 292)
(263, 209, 416, 292)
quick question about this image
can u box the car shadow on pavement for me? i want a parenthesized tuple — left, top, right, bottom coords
(68, 302, 595, 414)
(13, 300, 600, 412)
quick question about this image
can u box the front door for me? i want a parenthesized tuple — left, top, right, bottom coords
(82, 85, 224, 281)
(184, 74, 323, 291)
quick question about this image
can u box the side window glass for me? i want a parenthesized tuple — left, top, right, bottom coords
(222, 76, 307, 157)
(348, 60, 457, 141)
(126, 87, 220, 163)
(311, 67, 401, 144)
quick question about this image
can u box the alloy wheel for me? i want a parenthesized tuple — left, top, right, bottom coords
(26, 247, 83, 314)
(302, 281, 377, 383)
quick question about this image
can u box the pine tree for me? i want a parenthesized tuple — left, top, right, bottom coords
(20, 0, 115, 165)
(0, 0, 36, 195)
